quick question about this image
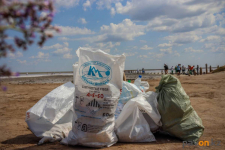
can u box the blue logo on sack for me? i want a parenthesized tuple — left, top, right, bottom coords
(79, 61, 112, 86)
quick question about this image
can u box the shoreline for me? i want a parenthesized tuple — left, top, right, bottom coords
(0, 74, 162, 84)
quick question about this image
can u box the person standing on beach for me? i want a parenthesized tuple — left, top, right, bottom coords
(189, 65, 193, 75)
(188, 65, 191, 76)
(164, 64, 168, 74)
(182, 65, 185, 74)
(171, 66, 174, 74)
(177, 64, 181, 76)
(197, 65, 199, 75)
(142, 68, 145, 74)
(193, 65, 196, 76)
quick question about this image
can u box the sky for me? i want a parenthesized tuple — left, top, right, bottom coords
(1, 0, 225, 72)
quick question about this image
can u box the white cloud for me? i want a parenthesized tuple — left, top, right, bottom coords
(30, 52, 49, 59)
(139, 55, 148, 58)
(29, 52, 51, 64)
(215, 27, 225, 36)
(96, 42, 120, 49)
(132, 46, 138, 49)
(140, 45, 153, 50)
(8, 51, 23, 59)
(37, 52, 49, 59)
(193, 25, 223, 35)
(154, 53, 164, 59)
(104, 0, 225, 42)
(17, 59, 26, 64)
(148, 52, 155, 55)
(185, 47, 203, 53)
(75, 19, 146, 43)
(52, 42, 72, 54)
(55, 0, 80, 8)
(110, 8, 116, 16)
(58, 37, 71, 41)
(42, 43, 63, 50)
(174, 51, 180, 57)
(96, 0, 122, 10)
(216, 47, 225, 52)
(99, 19, 146, 42)
(208, 46, 225, 53)
(164, 32, 201, 44)
(145, 52, 165, 60)
(124, 52, 137, 57)
(203, 43, 215, 49)
(147, 13, 216, 33)
(114, 0, 225, 21)
(158, 43, 173, 47)
(216, 12, 225, 25)
(63, 53, 73, 59)
(200, 35, 221, 42)
(67, 16, 221, 46)
(78, 42, 119, 53)
(42, 42, 69, 50)
(87, 0, 225, 52)
(83, 0, 92, 11)
(51, 25, 95, 36)
(202, 36, 225, 52)
(53, 47, 72, 54)
(74, 34, 106, 43)
(160, 47, 172, 54)
(63, 42, 69, 47)
(78, 18, 87, 24)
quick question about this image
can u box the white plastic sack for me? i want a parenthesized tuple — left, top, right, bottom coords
(119, 81, 142, 104)
(134, 76, 150, 92)
(115, 81, 142, 119)
(66, 47, 126, 148)
(115, 95, 162, 142)
(140, 81, 150, 92)
(143, 91, 161, 132)
(25, 82, 75, 144)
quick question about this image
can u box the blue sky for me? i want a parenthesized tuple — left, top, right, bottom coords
(1, 0, 225, 72)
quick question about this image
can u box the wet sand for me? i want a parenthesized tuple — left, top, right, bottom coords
(0, 71, 225, 150)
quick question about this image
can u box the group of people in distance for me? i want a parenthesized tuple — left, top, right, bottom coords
(137, 68, 145, 74)
(164, 64, 198, 76)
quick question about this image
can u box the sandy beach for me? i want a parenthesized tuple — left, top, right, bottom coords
(0, 72, 225, 150)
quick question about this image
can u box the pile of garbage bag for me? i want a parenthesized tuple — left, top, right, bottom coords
(25, 47, 204, 148)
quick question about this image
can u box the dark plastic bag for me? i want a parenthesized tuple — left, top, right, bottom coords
(155, 75, 204, 142)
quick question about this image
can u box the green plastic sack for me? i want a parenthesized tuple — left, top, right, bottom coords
(155, 75, 204, 142)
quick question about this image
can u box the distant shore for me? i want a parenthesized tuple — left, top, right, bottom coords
(0, 74, 161, 84)
(0, 75, 73, 84)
